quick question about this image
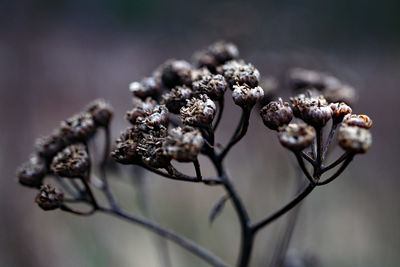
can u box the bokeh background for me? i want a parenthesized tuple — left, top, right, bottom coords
(1, 0, 399, 266)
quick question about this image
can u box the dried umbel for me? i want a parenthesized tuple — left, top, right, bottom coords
(338, 125, 372, 153)
(160, 59, 192, 89)
(129, 76, 162, 100)
(137, 134, 171, 169)
(194, 41, 239, 71)
(51, 144, 89, 178)
(180, 95, 216, 127)
(60, 113, 96, 143)
(111, 127, 142, 164)
(218, 60, 260, 88)
(330, 102, 352, 124)
(35, 131, 66, 159)
(86, 99, 113, 127)
(161, 85, 193, 114)
(343, 114, 372, 129)
(163, 127, 204, 162)
(17, 155, 46, 188)
(35, 184, 64, 211)
(192, 74, 228, 100)
(232, 84, 264, 109)
(278, 123, 316, 151)
(260, 98, 293, 130)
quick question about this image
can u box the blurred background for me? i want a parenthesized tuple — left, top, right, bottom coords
(1, 0, 399, 266)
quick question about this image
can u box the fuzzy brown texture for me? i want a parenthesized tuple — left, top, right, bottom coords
(279, 123, 316, 151)
(260, 98, 293, 130)
(232, 84, 264, 109)
(51, 144, 89, 178)
(60, 113, 96, 143)
(180, 94, 216, 127)
(35, 184, 64, 211)
(86, 99, 113, 127)
(192, 74, 228, 100)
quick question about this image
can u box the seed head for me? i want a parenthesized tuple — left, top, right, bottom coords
(51, 144, 89, 178)
(60, 113, 96, 143)
(278, 123, 316, 151)
(330, 102, 352, 124)
(260, 98, 293, 130)
(127, 97, 158, 124)
(137, 134, 171, 169)
(111, 127, 142, 164)
(218, 60, 260, 88)
(301, 98, 332, 128)
(35, 184, 64, 211)
(161, 85, 193, 114)
(192, 74, 228, 100)
(190, 67, 211, 82)
(180, 95, 216, 127)
(194, 41, 239, 72)
(338, 125, 372, 153)
(17, 155, 46, 188)
(232, 84, 264, 109)
(160, 59, 192, 88)
(343, 114, 372, 129)
(86, 99, 113, 127)
(163, 126, 204, 162)
(35, 130, 66, 159)
(136, 105, 169, 132)
(129, 76, 162, 100)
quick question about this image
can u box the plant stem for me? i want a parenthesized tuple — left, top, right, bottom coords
(213, 97, 225, 131)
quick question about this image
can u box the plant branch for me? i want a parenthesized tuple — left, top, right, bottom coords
(213, 97, 225, 131)
(317, 154, 354, 185)
(321, 152, 350, 174)
(322, 122, 338, 161)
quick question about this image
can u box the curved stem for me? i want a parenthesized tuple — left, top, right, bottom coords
(213, 97, 225, 131)
(294, 153, 317, 185)
(317, 155, 354, 185)
(301, 151, 315, 166)
(80, 177, 98, 209)
(60, 204, 96, 216)
(322, 122, 338, 161)
(321, 152, 350, 174)
(193, 159, 202, 181)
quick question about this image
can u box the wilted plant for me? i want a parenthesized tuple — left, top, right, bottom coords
(17, 41, 372, 267)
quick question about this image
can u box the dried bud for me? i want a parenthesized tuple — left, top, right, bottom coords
(86, 99, 113, 127)
(338, 125, 372, 153)
(163, 126, 204, 162)
(60, 113, 96, 143)
(160, 59, 192, 88)
(180, 95, 216, 127)
(192, 74, 228, 100)
(330, 102, 352, 124)
(232, 84, 264, 109)
(260, 98, 293, 130)
(136, 105, 169, 132)
(279, 123, 316, 151)
(137, 135, 171, 169)
(343, 114, 372, 129)
(194, 41, 239, 71)
(161, 85, 193, 114)
(17, 155, 46, 188)
(129, 77, 162, 100)
(127, 97, 158, 124)
(35, 184, 64, 211)
(35, 131, 66, 159)
(301, 98, 332, 128)
(111, 127, 142, 164)
(218, 60, 260, 87)
(190, 67, 211, 82)
(51, 144, 89, 178)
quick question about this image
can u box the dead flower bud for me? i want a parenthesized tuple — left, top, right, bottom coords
(127, 97, 158, 124)
(35, 130, 66, 159)
(111, 127, 142, 164)
(190, 67, 211, 82)
(218, 60, 260, 88)
(161, 85, 193, 114)
(192, 74, 228, 100)
(17, 155, 47, 188)
(86, 99, 113, 127)
(180, 94, 216, 127)
(338, 125, 372, 153)
(129, 76, 162, 100)
(343, 114, 372, 129)
(232, 84, 264, 109)
(330, 102, 352, 124)
(60, 113, 96, 143)
(260, 98, 293, 130)
(35, 184, 64, 211)
(160, 59, 192, 89)
(51, 144, 89, 178)
(136, 105, 169, 132)
(163, 126, 204, 162)
(137, 135, 171, 169)
(279, 123, 316, 151)
(194, 41, 239, 72)
(301, 98, 332, 128)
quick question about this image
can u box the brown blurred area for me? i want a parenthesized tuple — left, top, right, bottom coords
(1, 0, 399, 266)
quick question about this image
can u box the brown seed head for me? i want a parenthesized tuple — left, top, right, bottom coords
(160, 59, 192, 88)
(137, 134, 171, 169)
(35, 184, 64, 211)
(260, 98, 293, 130)
(35, 130, 66, 159)
(217, 60, 260, 88)
(161, 85, 193, 114)
(86, 99, 113, 127)
(232, 84, 264, 109)
(338, 125, 372, 153)
(129, 76, 162, 100)
(180, 95, 216, 127)
(60, 113, 96, 143)
(192, 74, 228, 100)
(278, 123, 316, 151)
(51, 144, 89, 178)
(330, 102, 352, 124)
(17, 155, 47, 188)
(111, 127, 142, 164)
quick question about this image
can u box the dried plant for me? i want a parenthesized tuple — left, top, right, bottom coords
(17, 41, 372, 267)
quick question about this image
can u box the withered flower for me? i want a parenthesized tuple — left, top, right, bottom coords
(160, 59, 192, 88)
(190, 67, 211, 82)
(330, 102, 352, 124)
(194, 41, 239, 71)
(86, 99, 113, 127)
(163, 126, 204, 162)
(17, 155, 46, 188)
(126, 97, 158, 124)
(279, 123, 316, 151)
(35, 184, 64, 211)
(161, 85, 193, 114)
(35, 130, 66, 159)
(192, 74, 228, 100)
(129, 76, 162, 100)
(137, 134, 171, 169)
(301, 98, 332, 128)
(218, 60, 260, 88)
(136, 105, 169, 132)
(111, 127, 142, 164)
(51, 144, 89, 178)
(232, 84, 264, 109)
(180, 95, 216, 127)
(260, 98, 293, 130)
(343, 114, 372, 129)
(60, 113, 96, 143)
(338, 125, 372, 153)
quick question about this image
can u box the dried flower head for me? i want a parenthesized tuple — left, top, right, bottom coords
(232, 84, 264, 109)
(192, 74, 228, 100)
(126, 97, 158, 124)
(35, 184, 64, 211)
(194, 41, 239, 71)
(343, 114, 372, 129)
(160, 59, 192, 88)
(338, 125, 372, 153)
(190, 67, 211, 82)
(301, 98, 332, 128)
(136, 105, 169, 132)
(129, 76, 162, 100)
(111, 127, 142, 164)
(218, 60, 260, 88)
(163, 127, 204, 162)
(86, 99, 113, 127)
(330, 102, 352, 124)
(51, 144, 89, 178)
(161, 85, 193, 114)
(279, 123, 316, 151)
(137, 134, 171, 169)
(180, 95, 216, 127)
(17, 155, 46, 188)
(35, 131, 66, 159)
(60, 113, 96, 143)
(260, 98, 293, 130)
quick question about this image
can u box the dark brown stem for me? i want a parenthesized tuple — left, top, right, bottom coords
(60, 204, 96, 216)
(294, 153, 317, 185)
(213, 97, 225, 131)
(193, 159, 202, 181)
(317, 154, 354, 185)
(301, 151, 316, 166)
(321, 152, 350, 174)
(322, 122, 338, 161)
(80, 176, 98, 209)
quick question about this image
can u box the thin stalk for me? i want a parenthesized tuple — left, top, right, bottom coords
(322, 122, 338, 161)
(294, 153, 317, 185)
(193, 159, 202, 181)
(321, 152, 350, 174)
(317, 155, 354, 185)
(213, 97, 225, 131)
(80, 176, 98, 209)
